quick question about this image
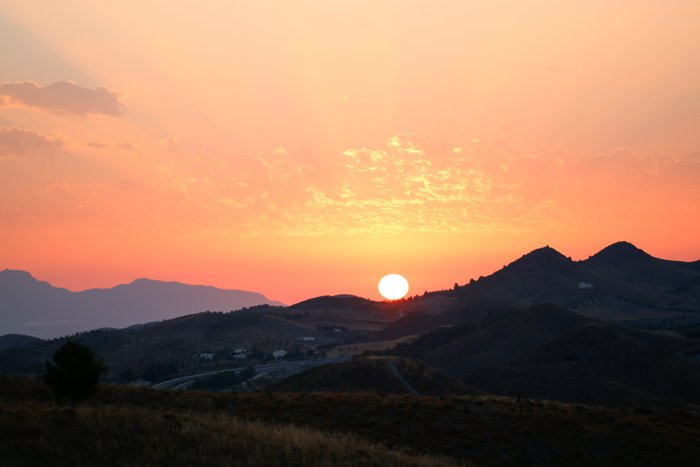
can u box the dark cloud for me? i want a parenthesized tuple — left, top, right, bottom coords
(0, 81, 124, 116)
(0, 126, 64, 156)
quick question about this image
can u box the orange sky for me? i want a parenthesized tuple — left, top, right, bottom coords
(1, 1, 699, 303)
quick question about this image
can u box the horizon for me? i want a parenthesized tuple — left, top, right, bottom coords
(2, 2, 699, 305)
(3, 239, 698, 304)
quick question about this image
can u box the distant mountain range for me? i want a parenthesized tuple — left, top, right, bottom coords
(0, 270, 283, 338)
(2, 241, 699, 408)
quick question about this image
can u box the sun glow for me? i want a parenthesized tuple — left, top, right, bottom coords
(378, 274, 409, 300)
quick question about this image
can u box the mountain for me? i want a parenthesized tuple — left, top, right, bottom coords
(0, 270, 283, 338)
(2, 241, 699, 409)
(455, 241, 700, 322)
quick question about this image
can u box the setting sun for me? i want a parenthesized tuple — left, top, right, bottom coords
(378, 274, 409, 300)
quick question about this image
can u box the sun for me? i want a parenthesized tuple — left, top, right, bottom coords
(378, 274, 409, 300)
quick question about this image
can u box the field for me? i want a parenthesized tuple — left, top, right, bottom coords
(3, 376, 700, 466)
(0, 378, 453, 467)
(327, 336, 418, 357)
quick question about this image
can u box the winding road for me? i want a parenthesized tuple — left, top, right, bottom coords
(151, 356, 352, 389)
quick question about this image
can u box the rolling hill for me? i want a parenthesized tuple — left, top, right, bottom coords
(391, 303, 700, 406)
(456, 241, 700, 321)
(0, 334, 43, 350)
(273, 356, 482, 396)
(2, 241, 699, 409)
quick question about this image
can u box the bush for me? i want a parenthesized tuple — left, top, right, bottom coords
(44, 341, 106, 398)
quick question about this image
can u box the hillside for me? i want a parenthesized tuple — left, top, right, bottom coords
(453, 242, 700, 321)
(4, 376, 700, 466)
(1, 241, 698, 409)
(0, 269, 283, 338)
(0, 378, 449, 467)
(0, 334, 43, 350)
(392, 304, 700, 406)
(273, 356, 481, 396)
(421, 304, 594, 376)
(0, 308, 327, 380)
(283, 294, 405, 331)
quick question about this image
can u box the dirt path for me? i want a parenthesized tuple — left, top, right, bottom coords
(385, 359, 420, 397)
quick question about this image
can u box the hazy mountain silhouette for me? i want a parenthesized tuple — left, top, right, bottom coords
(0, 270, 283, 338)
(0, 334, 43, 350)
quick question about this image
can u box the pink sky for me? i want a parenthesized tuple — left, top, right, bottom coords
(1, 1, 699, 303)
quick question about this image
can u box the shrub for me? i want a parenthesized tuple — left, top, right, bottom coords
(44, 341, 106, 398)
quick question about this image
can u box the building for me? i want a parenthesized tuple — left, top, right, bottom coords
(272, 350, 288, 359)
(198, 352, 215, 361)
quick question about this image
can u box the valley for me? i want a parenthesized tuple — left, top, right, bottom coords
(2, 242, 700, 407)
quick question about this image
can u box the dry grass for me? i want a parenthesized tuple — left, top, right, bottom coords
(3, 376, 700, 466)
(0, 399, 456, 467)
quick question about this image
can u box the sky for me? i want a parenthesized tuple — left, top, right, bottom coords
(1, 1, 699, 303)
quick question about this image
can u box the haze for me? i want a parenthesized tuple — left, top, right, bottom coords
(1, 1, 699, 303)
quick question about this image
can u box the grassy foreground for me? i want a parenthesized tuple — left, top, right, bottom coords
(1, 397, 452, 467)
(3, 376, 700, 466)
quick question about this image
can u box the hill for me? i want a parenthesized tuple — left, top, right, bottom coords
(391, 304, 700, 406)
(1, 241, 699, 409)
(0, 334, 43, 350)
(272, 356, 482, 396)
(0, 377, 448, 467)
(0, 269, 283, 338)
(454, 242, 700, 322)
(421, 304, 594, 376)
(284, 294, 405, 331)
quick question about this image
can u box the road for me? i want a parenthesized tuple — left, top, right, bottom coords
(151, 355, 352, 389)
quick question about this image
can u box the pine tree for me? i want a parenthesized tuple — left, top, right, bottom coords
(44, 341, 106, 398)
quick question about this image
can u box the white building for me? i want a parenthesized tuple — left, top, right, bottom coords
(272, 349, 288, 359)
(198, 352, 215, 361)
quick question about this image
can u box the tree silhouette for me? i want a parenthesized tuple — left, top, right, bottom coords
(44, 341, 106, 398)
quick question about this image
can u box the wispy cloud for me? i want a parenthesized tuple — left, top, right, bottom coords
(156, 135, 700, 238)
(0, 126, 64, 157)
(0, 81, 125, 116)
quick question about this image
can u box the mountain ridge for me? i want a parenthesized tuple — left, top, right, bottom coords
(0, 269, 284, 338)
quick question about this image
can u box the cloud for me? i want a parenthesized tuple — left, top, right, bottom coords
(86, 141, 108, 149)
(159, 136, 178, 151)
(152, 134, 700, 238)
(116, 142, 135, 151)
(45, 183, 77, 197)
(0, 126, 64, 156)
(0, 81, 124, 116)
